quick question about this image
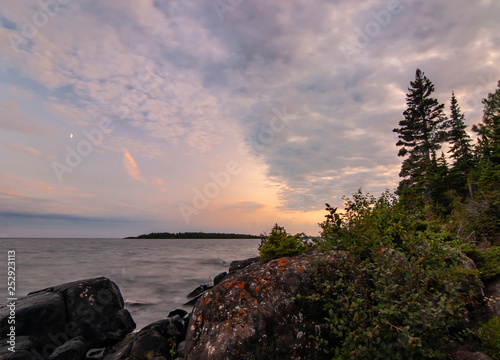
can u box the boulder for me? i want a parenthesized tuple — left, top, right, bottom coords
(0, 336, 35, 360)
(168, 309, 188, 319)
(104, 309, 190, 360)
(130, 329, 170, 360)
(31, 277, 136, 347)
(186, 284, 212, 299)
(213, 272, 227, 286)
(86, 347, 106, 360)
(48, 336, 86, 360)
(0, 277, 136, 360)
(0, 291, 66, 346)
(185, 253, 344, 360)
(102, 333, 137, 360)
(228, 256, 261, 274)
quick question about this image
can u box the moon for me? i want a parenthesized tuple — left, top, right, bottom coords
(69, 133, 74, 138)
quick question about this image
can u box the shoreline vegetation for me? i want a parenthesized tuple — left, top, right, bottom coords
(125, 232, 260, 239)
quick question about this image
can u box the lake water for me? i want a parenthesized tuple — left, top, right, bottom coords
(0, 238, 261, 330)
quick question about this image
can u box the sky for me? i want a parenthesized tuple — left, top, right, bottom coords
(0, 0, 499, 238)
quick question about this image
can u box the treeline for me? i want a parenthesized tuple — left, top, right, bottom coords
(393, 69, 500, 245)
(126, 232, 260, 239)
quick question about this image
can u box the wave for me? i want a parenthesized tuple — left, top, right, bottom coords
(125, 299, 156, 307)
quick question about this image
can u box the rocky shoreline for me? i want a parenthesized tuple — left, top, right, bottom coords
(1, 254, 498, 360)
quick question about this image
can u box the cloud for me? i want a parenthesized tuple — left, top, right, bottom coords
(0, 210, 129, 223)
(0, 99, 56, 135)
(46, 102, 92, 127)
(0, 0, 499, 237)
(0, 140, 41, 156)
(221, 201, 266, 213)
(123, 149, 140, 180)
(10, 87, 33, 99)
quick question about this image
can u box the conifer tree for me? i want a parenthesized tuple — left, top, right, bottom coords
(448, 92, 473, 167)
(468, 81, 500, 243)
(447, 92, 474, 196)
(393, 69, 449, 204)
(473, 80, 500, 165)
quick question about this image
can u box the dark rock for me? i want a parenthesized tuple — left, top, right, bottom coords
(167, 315, 185, 342)
(213, 272, 227, 286)
(48, 336, 86, 360)
(183, 295, 202, 307)
(0, 291, 66, 346)
(0, 350, 36, 360)
(141, 319, 171, 337)
(451, 350, 495, 360)
(130, 329, 170, 360)
(185, 253, 345, 360)
(86, 347, 106, 360)
(102, 333, 137, 360)
(228, 256, 261, 274)
(186, 284, 212, 299)
(177, 341, 185, 358)
(140, 316, 187, 344)
(108, 309, 136, 340)
(168, 309, 188, 319)
(106, 314, 189, 360)
(32, 277, 135, 347)
(0, 336, 35, 359)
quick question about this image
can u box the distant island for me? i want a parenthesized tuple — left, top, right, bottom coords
(125, 232, 260, 239)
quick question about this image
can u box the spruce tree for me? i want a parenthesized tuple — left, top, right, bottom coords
(469, 81, 500, 243)
(447, 92, 473, 196)
(393, 69, 449, 204)
(448, 92, 473, 167)
(473, 80, 500, 165)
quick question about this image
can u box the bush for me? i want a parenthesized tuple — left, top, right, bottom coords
(307, 244, 480, 360)
(308, 190, 482, 359)
(258, 224, 306, 262)
(477, 317, 500, 360)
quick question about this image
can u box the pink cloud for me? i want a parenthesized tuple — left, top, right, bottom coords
(123, 149, 141, 180)
(10, 87, 33, 100)
(0, 141, 42, 156)
(0, 99, 57, 135)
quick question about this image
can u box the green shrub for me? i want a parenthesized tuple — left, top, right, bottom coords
(308, 190, 482, 359)
(258, 224, 306, 262)
(463, 246, 500, 281)
(308, 247, 480, 360)
(477, 317, 500, 360)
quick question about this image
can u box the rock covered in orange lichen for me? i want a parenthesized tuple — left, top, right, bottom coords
(185, 253, 345, 360)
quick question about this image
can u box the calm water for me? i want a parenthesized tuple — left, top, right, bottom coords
(0, 238, 261, 330)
